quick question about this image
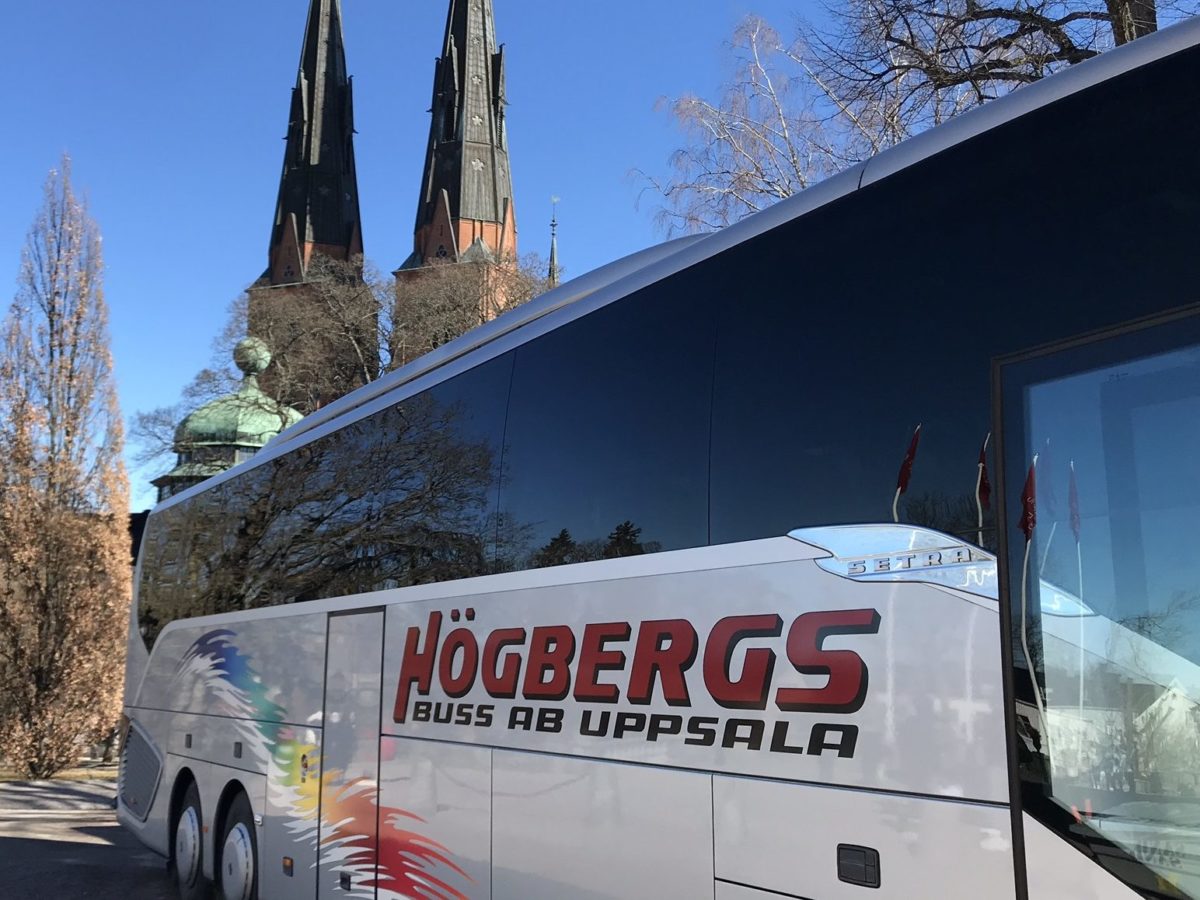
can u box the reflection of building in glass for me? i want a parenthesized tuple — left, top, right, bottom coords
(152, 339, 302, 503)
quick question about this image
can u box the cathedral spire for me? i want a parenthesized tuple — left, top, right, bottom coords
(403, 0, 517, 270)
(265, 0, 363, 285)
(548, 198, 560, 288)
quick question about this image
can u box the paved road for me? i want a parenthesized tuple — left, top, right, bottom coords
(0, 781, 173, 899)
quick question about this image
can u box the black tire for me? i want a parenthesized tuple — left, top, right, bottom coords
(216, 792, 259, 900)
(170, 780, 210, 900)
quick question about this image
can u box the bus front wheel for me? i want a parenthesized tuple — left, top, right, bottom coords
(217, 792, 258, 900)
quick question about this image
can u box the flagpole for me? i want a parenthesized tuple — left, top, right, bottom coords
(1019, 455, 1053, 767)
(1020, 531, 1053, 765)
(1077, 537, 1085, 761)
(1038, 439, 1056, 575)
(893, 424, 921, 525)
(1071, 459, 1085, 762)
(1038, 521, 1058, 576)
(976, 433, 991, 547)
(975, 465, 983, 543)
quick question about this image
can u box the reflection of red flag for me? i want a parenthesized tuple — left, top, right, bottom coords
(1069, 460, 1080, 544)
(896, 425, 922, 494)
(977, 436, 992, 511)
(1020, 460, 1038, 542)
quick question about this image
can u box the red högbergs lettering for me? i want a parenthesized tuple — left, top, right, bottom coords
(392, 609, 881, 723)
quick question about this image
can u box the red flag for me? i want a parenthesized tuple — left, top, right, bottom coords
(1068, 460, 1081, 544)
(896, 425, 922, 494)
(1020, 460, 1038, 542)
(977, 435, 992, 511)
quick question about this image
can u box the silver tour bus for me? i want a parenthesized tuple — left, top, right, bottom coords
(121, 19, 1200, 900)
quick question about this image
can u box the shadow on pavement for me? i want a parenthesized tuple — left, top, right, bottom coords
(0, 815, 173, 899)
(0, 780, 116, 812)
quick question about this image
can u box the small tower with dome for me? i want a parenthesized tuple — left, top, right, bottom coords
(152, 338, 303, 503)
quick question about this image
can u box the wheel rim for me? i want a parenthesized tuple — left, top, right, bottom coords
(221, 821, 255, 900)
(174, 805, 201, 889)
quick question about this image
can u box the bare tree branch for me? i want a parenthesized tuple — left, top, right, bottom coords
(644, 2, 1196, 234)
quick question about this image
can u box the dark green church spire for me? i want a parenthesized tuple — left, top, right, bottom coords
(264, 0, 363, 285)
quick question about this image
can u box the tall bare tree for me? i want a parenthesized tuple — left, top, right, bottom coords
(392, 254, 554, 368)
(0, 158, 131, 778)
(649, 2, 1196, 233)
(643, 18, 850, 233)
(249, 254, 388, 414)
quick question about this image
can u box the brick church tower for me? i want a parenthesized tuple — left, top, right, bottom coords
(399, 0, 518, 273)
(248, 0, 376, 412)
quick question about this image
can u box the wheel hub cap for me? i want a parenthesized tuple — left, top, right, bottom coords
(174, 806, 201, 888)
(221, 822, 255, 900)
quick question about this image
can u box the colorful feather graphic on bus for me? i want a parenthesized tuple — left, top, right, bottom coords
(173, 629, 471, 899)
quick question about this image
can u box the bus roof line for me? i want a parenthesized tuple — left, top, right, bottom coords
(858, 15, 1200, 189)
(154, 18, 1200, 515)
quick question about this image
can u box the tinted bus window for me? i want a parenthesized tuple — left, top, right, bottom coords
(137, 353, 514, 647)
(498, 275, 717, 570)
(710, 44, 1200, 547)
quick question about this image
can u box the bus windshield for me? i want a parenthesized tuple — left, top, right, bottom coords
(1003, 313, 1200, 897)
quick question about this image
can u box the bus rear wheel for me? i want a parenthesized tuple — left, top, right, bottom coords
(172, 781, 208, 900)
(217, 792, 258, 900)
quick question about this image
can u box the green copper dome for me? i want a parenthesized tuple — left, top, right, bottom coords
(174, 338, 302, 448)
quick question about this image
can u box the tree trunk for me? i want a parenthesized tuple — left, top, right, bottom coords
(1107, 0, 1159, 45)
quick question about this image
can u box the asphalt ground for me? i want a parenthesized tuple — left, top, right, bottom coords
(0, 780, 174, 899)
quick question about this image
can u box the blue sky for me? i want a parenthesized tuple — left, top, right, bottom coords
(0, 0, 814, 508)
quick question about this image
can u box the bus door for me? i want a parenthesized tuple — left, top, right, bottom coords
(995, 307, 1200, 899)
(318, 609, 386, 899)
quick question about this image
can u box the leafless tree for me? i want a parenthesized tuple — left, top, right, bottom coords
(131, 253, 554, 483)
(811, 0, 1194, 125)
(642, 18, 856, 233)
(249, 254, 388, 413)
(131, 255, 388, 472)
(0, 158, 131, 778)
(392, 253, 554, 368)
(648, 2, 1196, 233)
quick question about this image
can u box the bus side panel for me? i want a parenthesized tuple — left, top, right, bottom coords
(713, 775, 1016, 898)
(715, 884, 801, 900)
(491, 751, 714, 899)
(120, 614, 327, 867)
(260, 726, 323, 900)
(378, 738, 491, 899)
(134, 614, 327, 726)
(318, 611, 384, 899)
(116, 707, 176, 856)
(381, 552, 1009, 803)
(115, 710, 195, 859)
(1022, 815, 1143, 899)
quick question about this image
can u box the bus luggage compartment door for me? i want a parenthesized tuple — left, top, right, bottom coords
(318, 610, 385, 899)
